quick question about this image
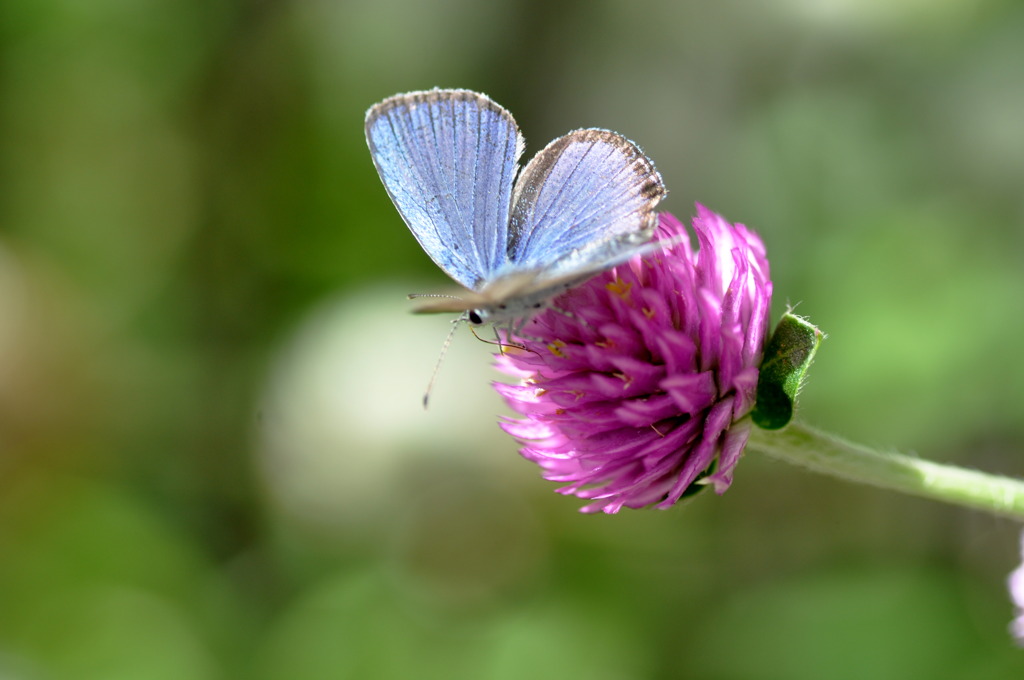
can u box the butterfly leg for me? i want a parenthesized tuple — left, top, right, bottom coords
(466, 323, 529, 354)
(499, 321, 533, 351)
(546, 302, 599, 336)
(496, 320, 546, 358)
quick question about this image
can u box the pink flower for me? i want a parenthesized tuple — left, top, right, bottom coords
(494, 206, 772, 513)
(1010, 530, 1024, 645)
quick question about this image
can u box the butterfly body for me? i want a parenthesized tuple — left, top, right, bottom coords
(365, 89, 666, 328)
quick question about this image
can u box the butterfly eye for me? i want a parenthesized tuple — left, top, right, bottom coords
(468, 311, 483, 325)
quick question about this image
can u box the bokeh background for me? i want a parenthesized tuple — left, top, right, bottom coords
(2, 0, 1023, 678)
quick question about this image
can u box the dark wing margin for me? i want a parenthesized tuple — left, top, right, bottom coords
(506, 128, 665, 278)
(365, 89, 524, 290)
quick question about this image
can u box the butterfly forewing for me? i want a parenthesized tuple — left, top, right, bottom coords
(365, 90, 523, 290)
(507, 129, 665, 279)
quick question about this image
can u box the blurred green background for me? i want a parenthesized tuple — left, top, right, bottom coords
(1, 0, 1023, 678)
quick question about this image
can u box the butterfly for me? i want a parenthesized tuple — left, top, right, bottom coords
(364, 88, 666, 332)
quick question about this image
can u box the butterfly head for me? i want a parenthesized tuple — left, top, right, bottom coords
(412, 277, 553, 327)
(466, 303, 528, 327)
(464, 297, 550, 327)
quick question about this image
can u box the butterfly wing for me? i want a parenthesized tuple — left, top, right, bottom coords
(507, 128, 665, 280)
(365, 89, 524, 290)
(412, 125, 670, 318)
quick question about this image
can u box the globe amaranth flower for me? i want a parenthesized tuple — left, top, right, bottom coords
(494, 205, 772, 513)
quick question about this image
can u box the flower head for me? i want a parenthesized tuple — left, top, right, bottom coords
(1010, 530, 1024, 646)
(494, 206, 772, 513)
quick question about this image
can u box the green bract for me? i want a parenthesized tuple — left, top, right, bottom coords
(751, 312, 823, 430)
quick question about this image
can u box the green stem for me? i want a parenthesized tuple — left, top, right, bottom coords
(746, 421, 1024, 521)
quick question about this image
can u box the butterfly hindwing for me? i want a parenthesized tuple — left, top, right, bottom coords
(365, 89, 524, 290)
(507, 128, 665, 280)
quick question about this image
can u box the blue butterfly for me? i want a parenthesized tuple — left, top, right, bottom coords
(365, 88, 666, 330)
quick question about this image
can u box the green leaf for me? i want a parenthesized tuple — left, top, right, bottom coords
(751, 312, 824, 430)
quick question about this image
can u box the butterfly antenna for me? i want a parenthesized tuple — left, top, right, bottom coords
(422, 314, 465, 409)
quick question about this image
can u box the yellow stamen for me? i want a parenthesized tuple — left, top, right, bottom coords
(547, 339, 567, 357)
(605, 277, 632, 299)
